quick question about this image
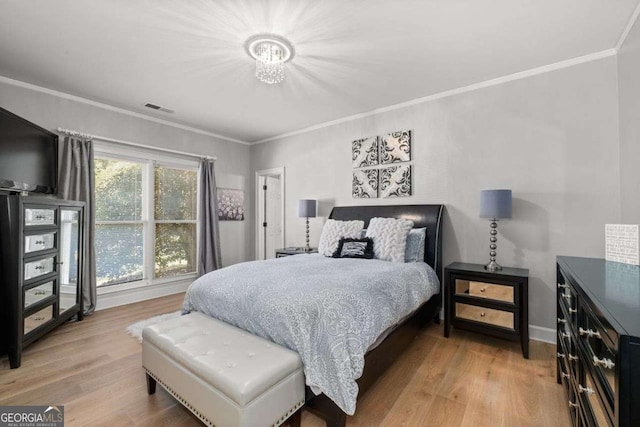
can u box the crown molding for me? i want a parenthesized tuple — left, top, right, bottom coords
(0, 75, 250, 146)
(251, 48, 617, 145)
(615, 1, 640, 53)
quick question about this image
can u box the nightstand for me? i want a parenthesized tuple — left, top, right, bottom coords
(275, 248, 318, 257)
(444, 262, 529, 358)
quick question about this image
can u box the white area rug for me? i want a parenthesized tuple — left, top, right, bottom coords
(125, 311, 182, 342)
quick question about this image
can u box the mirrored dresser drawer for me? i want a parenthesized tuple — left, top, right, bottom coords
(24, 280, 55, 310)
(24, 231, 56, 254)
(24, 256, 56, 282)
(24, 304, 54, 336)
(24, 207, 56, 227)
(444, 262, 529, 358)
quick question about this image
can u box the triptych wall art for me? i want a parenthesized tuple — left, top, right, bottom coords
(352, 130, 412, 199)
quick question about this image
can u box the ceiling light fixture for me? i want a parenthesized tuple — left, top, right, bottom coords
(244, 34, 295, 85)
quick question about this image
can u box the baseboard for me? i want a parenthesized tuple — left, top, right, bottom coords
(96, 279, 190, 311)
(529, 325, 556, 344)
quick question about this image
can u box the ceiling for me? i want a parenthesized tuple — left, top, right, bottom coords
(0, 0, 638, 143)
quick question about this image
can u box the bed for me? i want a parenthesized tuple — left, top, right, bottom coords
(184, 204, 444, 427)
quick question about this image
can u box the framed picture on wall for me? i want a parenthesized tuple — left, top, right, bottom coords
(217, 188, 245, 221)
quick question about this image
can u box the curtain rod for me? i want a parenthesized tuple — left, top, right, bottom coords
(56, 127, 217, 162)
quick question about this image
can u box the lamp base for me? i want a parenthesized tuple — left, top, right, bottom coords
(484, 260, 503, 271)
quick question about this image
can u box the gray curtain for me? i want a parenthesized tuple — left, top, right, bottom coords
(198, 159, 222, 275)
(58, 136, 96, 314)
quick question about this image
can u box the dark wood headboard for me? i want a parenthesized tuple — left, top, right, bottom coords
(328, 204, 444, 282)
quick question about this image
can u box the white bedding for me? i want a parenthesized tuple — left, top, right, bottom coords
(182, 254, 440, 415)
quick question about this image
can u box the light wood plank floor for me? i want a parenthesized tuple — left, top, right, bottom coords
(0, 294, 570, 426)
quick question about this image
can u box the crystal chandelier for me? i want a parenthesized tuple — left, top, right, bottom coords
(245, 35, 295, 85)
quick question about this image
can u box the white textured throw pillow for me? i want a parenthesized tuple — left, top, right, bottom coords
(366, 217, 414, 262)
(318, 219, 365, 257)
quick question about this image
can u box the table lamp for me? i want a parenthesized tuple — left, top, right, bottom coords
(297, 199, 317, 252)
(480, 189, 512, 271)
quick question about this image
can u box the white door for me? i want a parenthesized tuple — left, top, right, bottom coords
(264, 176, 282, 259)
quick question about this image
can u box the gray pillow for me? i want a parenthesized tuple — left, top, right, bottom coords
(405, 228, 427, 262)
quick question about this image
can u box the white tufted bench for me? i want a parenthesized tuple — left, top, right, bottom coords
(142, 312, 305, 427)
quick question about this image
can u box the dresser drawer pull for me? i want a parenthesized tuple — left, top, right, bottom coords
(579, 327, 601, 339)
(34, 266, 45, 270)
(557, 283, 569, 289)
(557, 352, 565, 359)
(578, 384, 595, 395)
(480, 287, 486, 293)
(560, 332, 570, 339)
(568, 308, 577, 314)
(557, 317, 567, 324)
(568, 401, 579, 408)
(593, 356, 615, 370)
(35, 215, 46, 220)
(33, 316, 45, 321)
(35, 240, 45, 245)
(480, 312, 486, 317)
(561, 372, 570, 379)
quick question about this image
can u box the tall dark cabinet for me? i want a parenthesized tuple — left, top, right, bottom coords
(0, 194, 85, 368)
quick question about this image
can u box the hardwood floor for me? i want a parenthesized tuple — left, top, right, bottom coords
(0, 293, 570, 427)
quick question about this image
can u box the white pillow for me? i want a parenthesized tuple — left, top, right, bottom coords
(405, 228, 427, 262)
(366, 217, 414, 262)
(318, 219, 365, 257)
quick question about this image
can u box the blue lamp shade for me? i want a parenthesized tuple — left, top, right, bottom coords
(297, 199, 317, 218)
(479, 189, 512, 219)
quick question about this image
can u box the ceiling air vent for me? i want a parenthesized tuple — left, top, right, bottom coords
(144, 103, 174, 114)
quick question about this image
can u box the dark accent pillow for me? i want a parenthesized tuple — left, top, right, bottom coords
(332, 237, 374, 259)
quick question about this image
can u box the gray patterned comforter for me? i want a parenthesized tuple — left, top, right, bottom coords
(182, 254, 439, 415)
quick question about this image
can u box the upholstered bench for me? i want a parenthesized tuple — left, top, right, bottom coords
(142, 312, 305, 427)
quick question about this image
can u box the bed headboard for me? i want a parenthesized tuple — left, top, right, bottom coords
(328, 204, 444, 282)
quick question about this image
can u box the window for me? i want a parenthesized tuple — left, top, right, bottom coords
(94, 149, 198, 288)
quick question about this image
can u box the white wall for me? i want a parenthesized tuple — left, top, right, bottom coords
(250, 56, 621, 333)
(618, 14, 640, 224)
(0, 79, 252, 268)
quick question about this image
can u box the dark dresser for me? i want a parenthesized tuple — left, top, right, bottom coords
(0, 195, 85, 368)
(557, 256, 640, 427)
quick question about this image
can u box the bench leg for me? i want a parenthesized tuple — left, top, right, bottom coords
(289, 408, 302, 427)
(146, 373, 157, 395)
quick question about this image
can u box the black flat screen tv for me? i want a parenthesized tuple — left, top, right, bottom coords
(0, 107, 58, 194)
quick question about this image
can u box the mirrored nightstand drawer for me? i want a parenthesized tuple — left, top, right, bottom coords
(24, 232, 56, 254)
(24, 304, 54, 335)
(24, 256, 55, 281)
(24, 281, 55, 310)
(455, 303, 515, 330)
(24, 208, 56, 227)
(455, 279, 514, 303)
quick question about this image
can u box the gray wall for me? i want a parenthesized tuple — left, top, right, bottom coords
(0, 80, 252, 267)
(618, 16, 640, 223)
(250, 56, 621, 332)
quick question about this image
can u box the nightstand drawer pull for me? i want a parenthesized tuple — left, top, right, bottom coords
(562, 294, 571, 302)
(579, 327, 601, 339)
(558, 283, 569, 289)
(568, 308, 577, 314)
(557, 317, 567, 324)
(557, 352, 565, 359)
(480, 312, 486, 317)
(593, 356, 615, 370)
(561, 372, 570, 379)
(568, 401, 579, 409)
(568, 355, 578, 362)
(578, 384, 594, 395)
(560, 332, 570, 339)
